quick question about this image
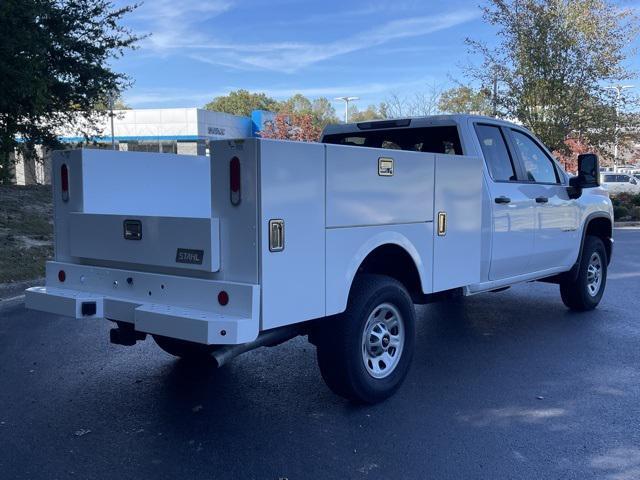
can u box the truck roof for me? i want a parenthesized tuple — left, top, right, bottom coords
(321, 114, 520, 139)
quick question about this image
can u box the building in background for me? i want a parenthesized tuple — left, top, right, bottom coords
(12, 108, 274, 185)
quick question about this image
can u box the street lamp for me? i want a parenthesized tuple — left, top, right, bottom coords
(335, 96, 359, 123)
(107, 91, 116, 150)
(605, 84, 634, 169)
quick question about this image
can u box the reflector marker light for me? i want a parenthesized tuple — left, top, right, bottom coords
(218, 291, 229, 306)
(230, 157, 241, 206)
(61, 164, 69, 202)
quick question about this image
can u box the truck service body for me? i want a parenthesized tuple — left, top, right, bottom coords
(26, 115, 614, 403)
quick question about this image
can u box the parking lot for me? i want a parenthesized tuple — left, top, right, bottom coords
(1, 228, 639, 479)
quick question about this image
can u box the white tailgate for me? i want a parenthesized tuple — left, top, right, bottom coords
(68, 213, 220, 272)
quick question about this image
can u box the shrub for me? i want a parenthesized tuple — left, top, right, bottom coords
(613, 205, 630, 221)
(610, 193, 640, 221)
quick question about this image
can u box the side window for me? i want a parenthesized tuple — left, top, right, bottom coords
(475, 124, 517, 181)
(511, 130, 559, 184)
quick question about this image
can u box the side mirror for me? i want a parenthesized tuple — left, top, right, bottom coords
(569, 153, 600, 190)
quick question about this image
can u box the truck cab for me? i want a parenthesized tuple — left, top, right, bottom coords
(322, 115, 612, 291)
(26, 115, 613, 404)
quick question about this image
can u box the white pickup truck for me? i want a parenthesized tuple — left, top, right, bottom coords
(26, 115, 613, 403)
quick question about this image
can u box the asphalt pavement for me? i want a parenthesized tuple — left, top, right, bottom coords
(1, 229, 639, 480)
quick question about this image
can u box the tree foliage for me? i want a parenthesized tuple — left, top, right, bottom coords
(204, 89, 280, 117)
(466, 0, 639, 157)
(348, 105, 387, 122)
(553, 137, 594, 172)
(0, 0, 140, 183)
(259, 113, 321, 142)
(277, 94, 339, 129)
(438, 86, 492, 115)
(204, 90, 339, 136)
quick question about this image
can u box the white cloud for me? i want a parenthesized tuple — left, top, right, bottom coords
(236, 11, 480, 72)
(132, 0, 234, 51)
(124, 78, 436, 107)
(133, 5, 479, 72)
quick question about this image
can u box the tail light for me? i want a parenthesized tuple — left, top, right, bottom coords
(230, 156, 241, 206)
(218, 291, 229, 306)
(61, 164, 69, 202)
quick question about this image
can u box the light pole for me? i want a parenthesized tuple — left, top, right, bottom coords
(335, 96, 359, 123)
(107, 91, 116, 150)
(606, 84, 634, 169)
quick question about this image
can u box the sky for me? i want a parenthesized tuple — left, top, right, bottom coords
(113, 0, 640, 113)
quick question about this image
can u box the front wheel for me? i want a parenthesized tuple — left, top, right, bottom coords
(315, 274, 416, 404)
(560, 235, 608, 311)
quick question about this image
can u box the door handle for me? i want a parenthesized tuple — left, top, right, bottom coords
(494, 196, 511, 204)
(535, 196, 549, 203)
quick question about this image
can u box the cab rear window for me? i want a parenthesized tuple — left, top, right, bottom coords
(322, 126, 463, 155)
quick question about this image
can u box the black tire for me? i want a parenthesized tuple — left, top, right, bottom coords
(560, 235, 607, 311)
(153, 335, 218, 361)
(315, 274, 416, 404)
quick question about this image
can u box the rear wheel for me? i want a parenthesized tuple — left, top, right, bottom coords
(560, 235, 607, 311)
(153, 335, 218, 360)
(315, 274, 415, 404)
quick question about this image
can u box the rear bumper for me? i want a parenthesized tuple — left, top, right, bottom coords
(25, 262, 260, 345)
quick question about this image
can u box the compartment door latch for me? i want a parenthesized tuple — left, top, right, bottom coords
(437, 211, 447, 236)
(123, 219, 142, 240)
(269, 219, 285, 252)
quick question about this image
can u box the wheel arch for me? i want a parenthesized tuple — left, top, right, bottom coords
(582, 214, 613, 263)
(347, 238, 427, 305)
(564, 213, 613, 283)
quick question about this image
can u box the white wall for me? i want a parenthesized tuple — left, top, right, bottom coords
(55, 108, 252, 141)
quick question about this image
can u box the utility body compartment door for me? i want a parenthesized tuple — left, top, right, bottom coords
(432, 154, 483, 291)
(258, 140, 326, 330)
(325, 144, 434, 227)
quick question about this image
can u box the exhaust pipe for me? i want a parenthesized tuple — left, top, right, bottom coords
(212, 324, 303, 367)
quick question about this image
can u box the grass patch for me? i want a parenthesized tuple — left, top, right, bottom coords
(0, 185, 53, 283)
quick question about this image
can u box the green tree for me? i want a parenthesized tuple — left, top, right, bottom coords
(0, 0, 140, 184)
(278, 94, 339, 129)
(438, 86, 492, 115)
(466, 0, 639, 156)
(311, 97, 339, 129)
(278, 93, 313, 115)
(349, 105, 387, 122)
(204, 89, 280, 117)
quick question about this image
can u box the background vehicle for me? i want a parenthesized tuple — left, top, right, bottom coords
(26, 115, 614, 403)
(600, 173, 640, 194)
